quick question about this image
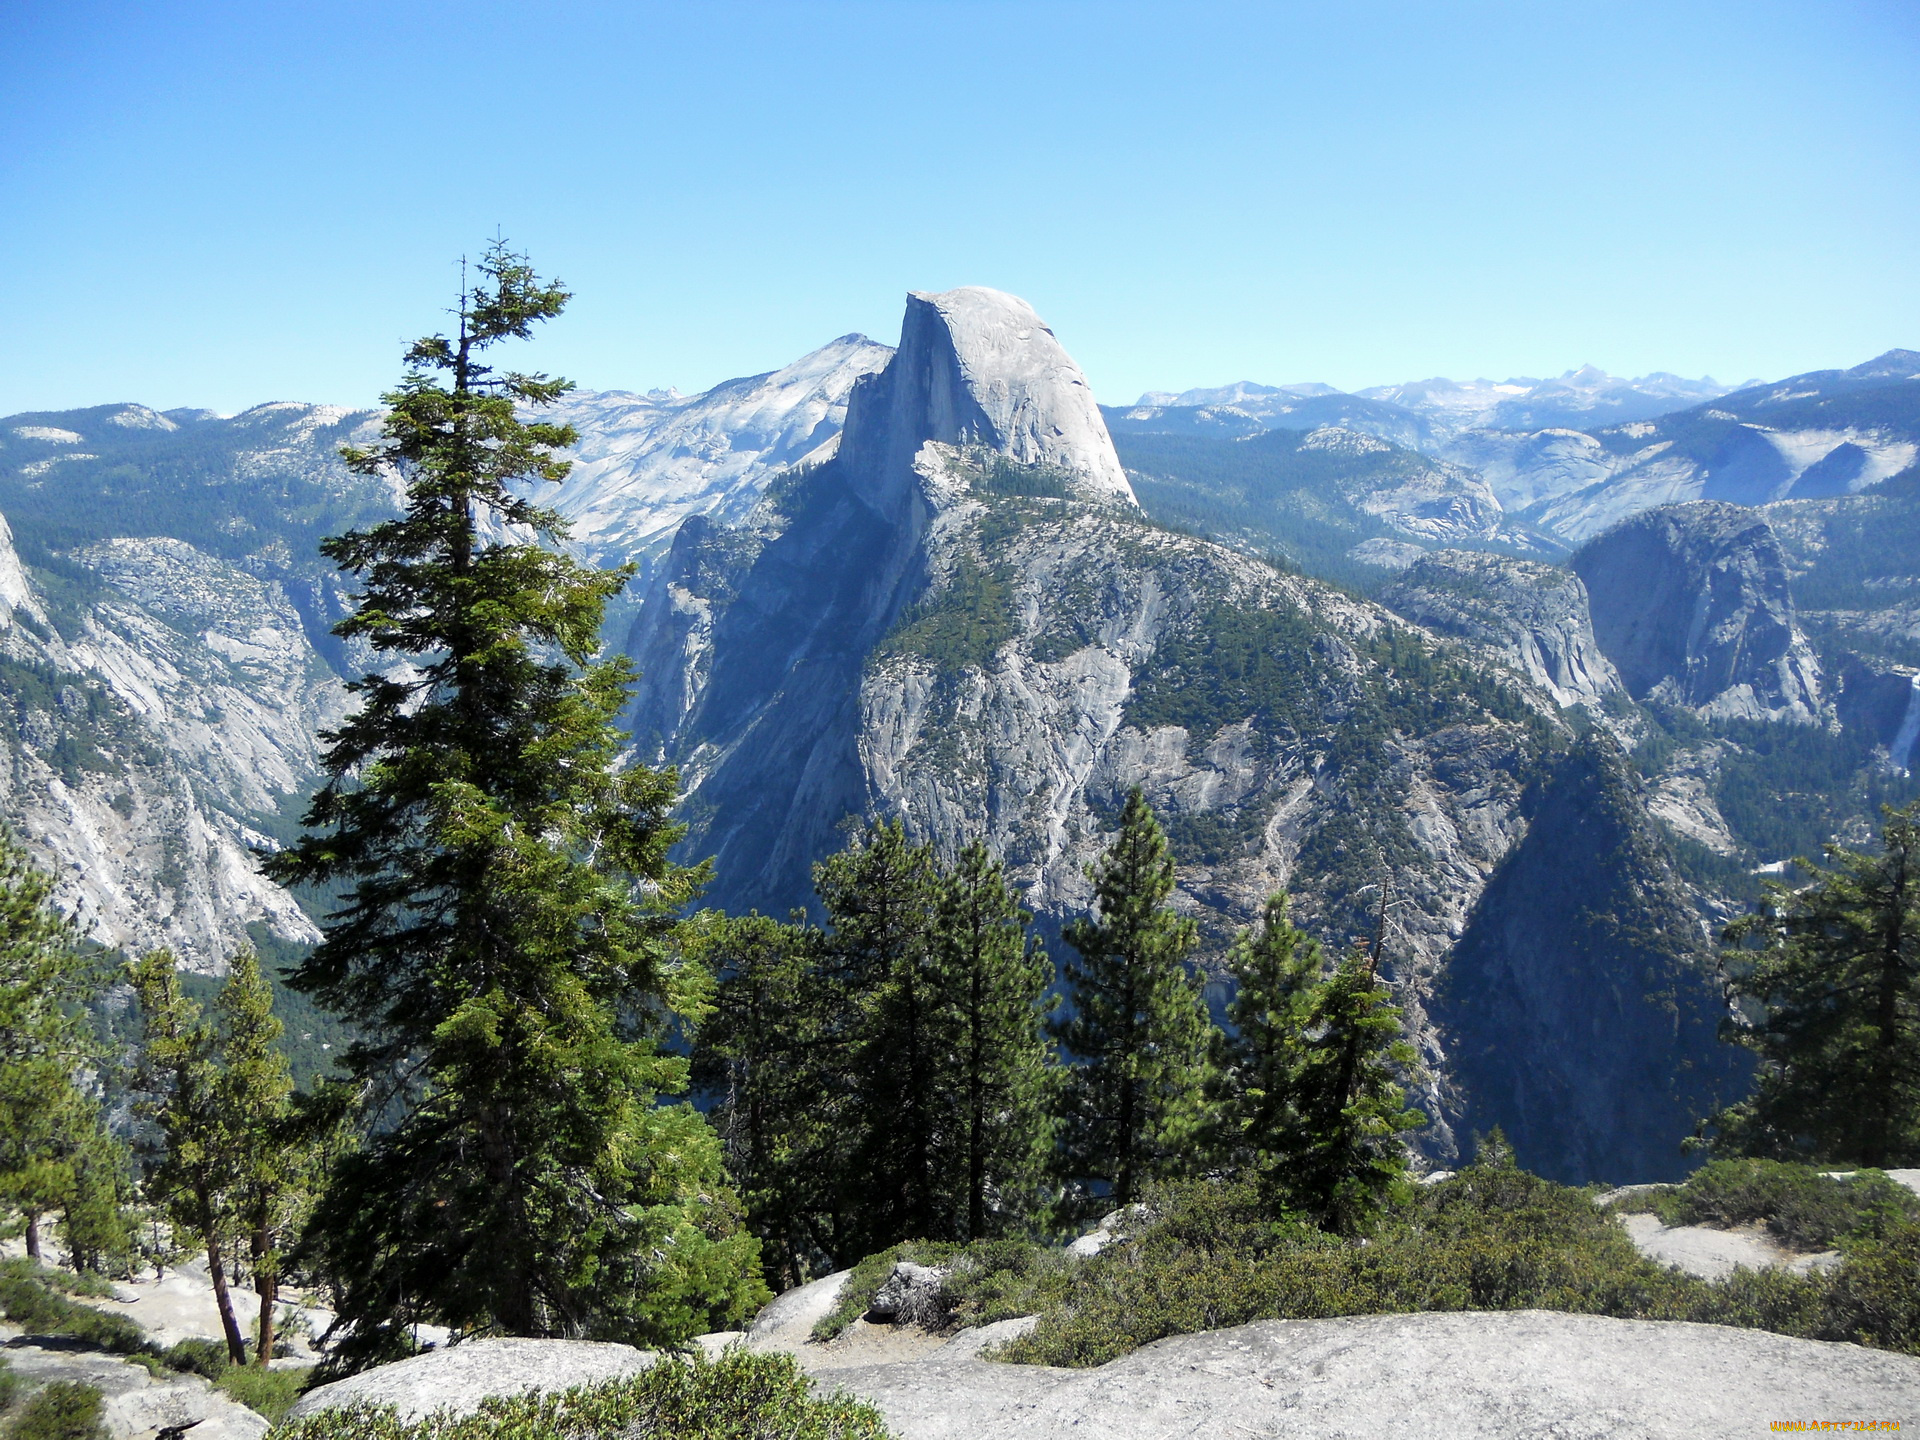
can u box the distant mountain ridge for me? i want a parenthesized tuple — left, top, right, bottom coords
(1127, 366, 1739, 441)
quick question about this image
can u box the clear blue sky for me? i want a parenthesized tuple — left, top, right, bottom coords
(3, 0, 1915, 416)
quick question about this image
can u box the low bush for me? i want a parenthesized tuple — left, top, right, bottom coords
(1820, 1216, 1920, 1353)
(0, 1262, 147, 1354)
(162, 1337, 236, 1378)
(942, 1240, 1078, 1331)
(0, 1353, 19, 1413)
(218, 1365, 313, 1424)
(10, 1380, 107, 1440)
(267, 1351, 890, 1440)
(984, 1167, 1920, 1368)
(1653, 1160, 1920, 1250)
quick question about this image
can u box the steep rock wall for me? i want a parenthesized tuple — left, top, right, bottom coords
(1382, 550, 1619, 709)
(1573, 501, 1824, 723)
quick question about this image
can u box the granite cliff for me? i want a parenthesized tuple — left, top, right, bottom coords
(1572, 501, 1824, 724)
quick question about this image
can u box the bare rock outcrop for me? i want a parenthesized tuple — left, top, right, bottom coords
(1573, 501, 1824, 723)
(287, 1338, 656, 1423)
(1383, 549, 1619, 708)
(825, 1310, 1920, 1439)
(0, 1342, 269, 1440)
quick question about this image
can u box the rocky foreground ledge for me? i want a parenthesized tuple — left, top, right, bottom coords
(291, 1295, 1920, 1440)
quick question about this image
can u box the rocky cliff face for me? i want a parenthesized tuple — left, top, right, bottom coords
(837, 288, 1135, 508)
(1439, 743, 1747, 1182)
(0, 517, 334, 968)
(0, 341, 906, 967)
(631, 288, 1732, 1176)
(1573, 501, 1824, 724)
(1382, 551, 1620, 710)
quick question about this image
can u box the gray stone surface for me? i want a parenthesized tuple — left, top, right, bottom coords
(828, 1310, 1920, 1439)
(1384, 548, 1620, 708)
(286, 1338, 656, 1422)
(742, 1270, 848, 1354)
(867, 1263, 948, 1327)
(837, 287, 1136, 507)
(1617, 1212, 1838, 1281)
(0, 1343, 269, 1440)
(1066, 1204, 1154, 1259)
(103, 1379, 271, 1440)
(1574, 500, 1824, 722)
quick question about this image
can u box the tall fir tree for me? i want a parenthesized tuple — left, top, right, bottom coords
(214, 952, 324, 1367)
(263, 242, 763, 1366)
(127, 952, 251, 1361)
(1285, 944, 1425, 1234)
(686, 911, 831, 1287)
(0, 830, 130, 1273)
(813, 820, 942, 1253)
(1709, 800, 1920, 1167)
(1052, 788, 1212, 1207)
(1207, 893, 1322, 1185)
(930, 840, 1057, 1239)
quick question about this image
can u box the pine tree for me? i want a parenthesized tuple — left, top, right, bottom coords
(1053, 789, 1212, 1207)
(930, 840, 1057, 1239)
(1709, 800, 1920, 1167)
(687, 911, 830, 1287)
(813, 820, 942, 1252)
(127, 951, 250, 1362)
(1286, 945, 1425, 1234)
(214, 952, 323, 1367)
(262, 242, 763, 1366)
(0, 831, 129, 1272)
(1208, 893, 1322, 1185)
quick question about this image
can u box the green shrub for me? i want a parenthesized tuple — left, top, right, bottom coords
(809, 1238, 1074, 1344)
(976, 1168, 1920, 1369)
(1655, 1160, 1920, 1250)
(0, 1354, 19, 1413)
(217, 1365, 312, 1425)
(267, 1351, 890, 1440)
(0, 1262, 147, 1354)
(1821, 1216, 1920, 1353)
(10, 1380, 108, 1440)
(942, 1241, 1078, 1330)
(162, 1338, 237, 1378)
(0, 1261, 112, 1301)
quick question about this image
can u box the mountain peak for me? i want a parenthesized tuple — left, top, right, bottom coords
(839, 287, 1135, 505)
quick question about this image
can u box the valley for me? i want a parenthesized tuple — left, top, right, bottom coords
(1, 295, 1916, 1183)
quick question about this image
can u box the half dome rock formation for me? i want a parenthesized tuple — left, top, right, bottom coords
(1573, 501, 1824, 724)
(837, 287, 1136, 509)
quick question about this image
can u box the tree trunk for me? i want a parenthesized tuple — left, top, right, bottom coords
(23, 1212, 41, 1264)
(205, 1231, 249, 1365)
(252, 1221, 276, 1367)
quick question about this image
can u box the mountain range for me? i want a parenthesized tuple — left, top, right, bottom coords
(2, 299, 1917, 1181)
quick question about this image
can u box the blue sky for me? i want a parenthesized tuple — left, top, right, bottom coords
(3, 0, 1915, 415)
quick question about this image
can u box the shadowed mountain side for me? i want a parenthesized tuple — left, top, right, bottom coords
(1573, 502, 1823, 724)
(1438, 743, 1749, 1183)
(639, 462, 926, 911)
